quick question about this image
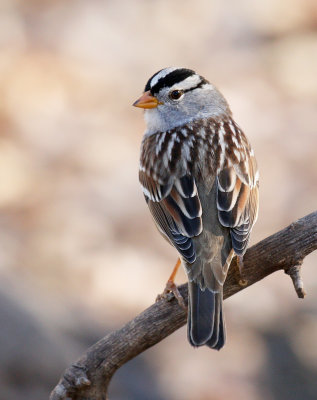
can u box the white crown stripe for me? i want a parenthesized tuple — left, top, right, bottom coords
(150, 67, 179, 88)
(170, 74, 201, 91)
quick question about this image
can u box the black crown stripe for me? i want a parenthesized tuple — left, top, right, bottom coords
(146, 68, 196, 94)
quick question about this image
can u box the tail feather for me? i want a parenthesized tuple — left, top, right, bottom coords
(205, 295, 220, 348)
(207, 309, 226, 350)
(188, 281, 226, 350)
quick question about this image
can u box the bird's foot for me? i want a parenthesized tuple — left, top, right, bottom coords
(235, 256, 248, 287)
(156, 258, 186, 309)
(156, 280, 187, 310)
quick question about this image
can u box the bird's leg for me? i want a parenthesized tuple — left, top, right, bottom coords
(156, 258, 187, 309)
(235, 255, 248, 287)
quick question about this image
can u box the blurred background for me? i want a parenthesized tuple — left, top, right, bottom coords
(0, 0, 317, 399)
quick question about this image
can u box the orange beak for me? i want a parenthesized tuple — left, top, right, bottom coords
(133, 90, 161, 109)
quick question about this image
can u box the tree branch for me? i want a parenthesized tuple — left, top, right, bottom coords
(50, 211, 317, 400)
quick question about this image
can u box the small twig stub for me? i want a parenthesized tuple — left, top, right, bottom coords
(285, 265, 306, 299)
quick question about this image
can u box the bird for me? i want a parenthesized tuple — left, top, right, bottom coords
(133, 67, 259, 350)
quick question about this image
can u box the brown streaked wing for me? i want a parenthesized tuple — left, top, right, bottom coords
(140, 173, 203, 263)
(139, 170, 172, 202)
(147, 199, 196, 263)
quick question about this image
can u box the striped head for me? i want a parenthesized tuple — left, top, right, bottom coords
(133, 67, 231, 135)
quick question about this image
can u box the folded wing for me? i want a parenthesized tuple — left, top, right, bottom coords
(217, 153, 259, 255)
(139, 172, 202, 263)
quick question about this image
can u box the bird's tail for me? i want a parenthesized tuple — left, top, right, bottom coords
(187, 280, 225, 350)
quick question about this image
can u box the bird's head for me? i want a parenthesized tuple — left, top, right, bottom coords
(133, 67, 231, 134)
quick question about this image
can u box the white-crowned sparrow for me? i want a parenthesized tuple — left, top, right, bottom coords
(133, 67, 259, 350)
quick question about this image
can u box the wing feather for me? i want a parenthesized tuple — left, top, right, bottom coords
(141, 171, 202, 264)
(217, 154, 259, 256)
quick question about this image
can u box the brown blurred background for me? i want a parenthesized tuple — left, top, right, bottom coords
(0, 1, 317, 399)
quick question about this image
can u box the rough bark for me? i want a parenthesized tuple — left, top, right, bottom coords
(50, 211, 317, 400)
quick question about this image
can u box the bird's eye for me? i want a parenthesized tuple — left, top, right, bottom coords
(169, 89, 184, 100)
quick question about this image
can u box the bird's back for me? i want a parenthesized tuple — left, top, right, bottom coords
(185, 179, 233, 290)
(185, 178, 233, 349)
